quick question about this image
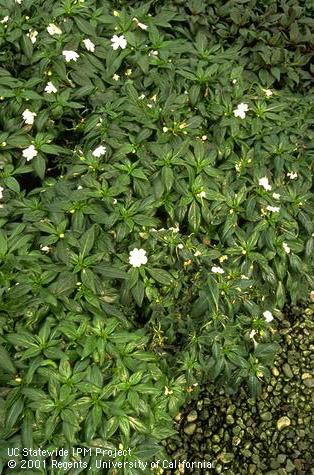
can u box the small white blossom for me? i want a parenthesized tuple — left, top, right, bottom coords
(129, 248, 147, 267)
(83, 38, 95, 52)
(92, 145, 106, 157)
(282, 242, 291, 254)
(44, 81, 57, 94)
(0, 186, 4, 199)
(47, 23, 62, 36)
(111, 34, 127, 50)
(258, 176, 272, 191)
(263, 310, 274, 323)
(22, 109, 37, 125)
(233, 103, 249, 119)
(194, 250, 201, 257)
(133, 17, 148, 30)
(211, 266, 224, 274)
(249, 329, 257, 339)
(62, 50, 79, 62)
(266, 205, 280, 213)
(177, 244, 184, 249)
(149, 50, 159, 56)
(232, 79, 237, 84)
(0, 16, 9, 24)
(262, 88, 273, 97)
(77, 185, 83, 190)
(40, 245, 51, 252)
(287, 171, 298, 180)
(22, 145, 38, 161)
(169, 225, 179, 233)
(272, 192, 280, 200)
(197, 191, 206, 198)
(162, 127, 168, 132)
(112, 74, 120, 81)
(15, 0, 23, 3)
(26, 29, 38, 44)
(201, 135, 207, 141)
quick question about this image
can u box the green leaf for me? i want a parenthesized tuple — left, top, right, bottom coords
(147, 268, 173, 286)
(80, 225, 95, 258)
(0, 345, 16, 373)
(132, 280, 145, 306)
(188, 201, 201, 232)
(32, 155, 46, 179)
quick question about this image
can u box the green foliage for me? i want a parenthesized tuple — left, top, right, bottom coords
(0, 0, 313, 472)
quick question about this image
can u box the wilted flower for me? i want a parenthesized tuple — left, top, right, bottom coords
(111, 34, 127, 50)
(259, 177, 272, 191)
(309, 291, 314, 302)
(22, 109, 37, 125)
(266, 205, 280, 213)
(129, 248, 147, 267)
(47, 23, 62, 35)
(219, 255, 228, 263)
(83, 38, 95, 52)
(233, 103, 249, 119)
(263, 310, 274, 323)
(282, 242, 291, 254)
(62, 50, 79, 62)
(44, 81, 57, 94)
(133, 17, 148, 30)
(211, 266, 224, 274)
(287, 171, 298, 180)
(26, 29, 38, 44)
(92, 145, 106, 157)
(22, 145, 38, 161)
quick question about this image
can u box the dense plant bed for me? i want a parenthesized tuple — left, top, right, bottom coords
(164, 305, 314, 475)
(0, 1, 313, 474)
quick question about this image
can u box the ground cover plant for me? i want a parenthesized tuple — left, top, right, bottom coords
(0, 0, 313, 473)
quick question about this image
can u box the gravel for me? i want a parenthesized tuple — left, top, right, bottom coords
(162, 305, 314, 474)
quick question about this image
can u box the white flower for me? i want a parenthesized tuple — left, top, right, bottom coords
(233, 103, 249, 119)
(219, 255, 228, 263)
(133, 17, 148, 30)
(47, 23, 62, 36)
(44, 81, 57, 94)
(129, 248, 147, 267)
(26, 30, 38, 44)
(162, 127, 168, 132)
(249, 329, 257, 339)
(194, 250, 201, 256)
(149, 50, 159, 56)
(15, 0, 23, 3)
(282, 242, 291, 254)
(62, 50, 79, 62)
(211, 266, 224, 274)
(258, 177, 272, 191)
(92, 145, 106, 157)
(112, 74, 120, 81)
(263, 310, 274, 323)
(232, 79, 237, 84)
(40, 245, 51, 252)
(0, 16, 9, 24)
(169, 225, 179, 233)
(22, 145, 38, 161)
(287, 171, 298, 180)
(0, 186, 4, 199)
(83, 38, 95, 52)
(22, 109, 37, 125)
(201, 135, 207, 141)
(197, 191, 206, 199)
(111, 34, 127, 50)
(262, 88, 273, 97)
(266, 205, 280, 213)
(177, 244, 184, 249)
(272, 192, 280, 200)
